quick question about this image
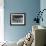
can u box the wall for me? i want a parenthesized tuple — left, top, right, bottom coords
(40, 0, 46, 27)
(4, 0, 40, 42)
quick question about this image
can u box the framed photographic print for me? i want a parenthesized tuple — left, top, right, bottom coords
(10, 13, 26, 26)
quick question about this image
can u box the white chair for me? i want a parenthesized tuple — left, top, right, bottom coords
(31, 25, 46, 46)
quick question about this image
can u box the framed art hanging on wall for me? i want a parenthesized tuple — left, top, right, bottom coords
(10, 13, 26, 26)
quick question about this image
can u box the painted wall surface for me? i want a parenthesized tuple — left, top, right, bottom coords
(40, 0, 46, 27)
(4, 0, 40, 42)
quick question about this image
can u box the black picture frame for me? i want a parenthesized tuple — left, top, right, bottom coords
(10, 13, 26, 26)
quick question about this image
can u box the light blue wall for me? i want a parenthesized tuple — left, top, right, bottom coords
(4, 0, 40, 42)
(40, 0, 46, 27)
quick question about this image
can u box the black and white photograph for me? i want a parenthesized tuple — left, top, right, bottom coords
(10, 13, 25, 25)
